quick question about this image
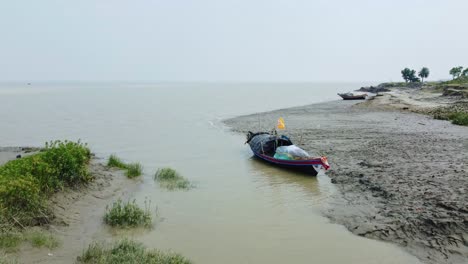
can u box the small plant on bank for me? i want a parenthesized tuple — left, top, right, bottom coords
(104, 199, 152, 228)
(107, 155, 127, 169)
(26, 230, 60, 249)
(449, 112, 468, 126)
(106, 155, 143, 179)
(154, 168, 192, 190)
(77, 239, 192, 264)
(126, 163, 143, 178)
(0, 254, 18, 264)
(0, 230, 59, 251)
(0, 232, 22, 251)
(432, 108, 468, 126)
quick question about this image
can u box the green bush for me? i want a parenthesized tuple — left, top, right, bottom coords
(42, 140, 91, 185)
(104, 199, 152, 228)
(154, 168, 191, 190)
(0, 140, 91, 227)
(450, 112, 468, 126)
(0, 176, 44, 215)
(78, 239, 192, 264)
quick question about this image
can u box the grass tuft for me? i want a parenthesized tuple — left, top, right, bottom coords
(125, 163, 142, 178)
(0, 230, 59, 251)
(107, 155, 127, 169)
(154, 168, 192, 191)
(0, 233, 22, 251)
(26, 230, 60, 249)
(107, 155, 143, 179)
(78, 239, 192, 264)
(104, 199, 152, 228)
(0, 254, 18, 264)
(449, 112, 468, 126)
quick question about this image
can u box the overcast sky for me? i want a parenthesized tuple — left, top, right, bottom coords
(1, 0, 467, 82)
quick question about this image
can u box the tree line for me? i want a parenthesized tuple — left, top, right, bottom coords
(401, 66, 468, 83)
(401, 67, 429, 83)
(449, 66, 468, 80)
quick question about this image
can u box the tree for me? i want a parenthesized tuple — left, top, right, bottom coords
(449, 66, 463, 79)
(401, 68, 412, 83)
(401, 68, 419, 83)
(462, 68, 468, 77)
(418, 67, 430, 83)
(409, 73, 420, 83)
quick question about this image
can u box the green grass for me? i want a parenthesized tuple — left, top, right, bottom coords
(0, 233, 22, 251)
(104, 199, 152, 228)
(125, 163, 142, 178)
(107, 156, 143, 179)
(26, 230, 60, 249)
(433, 110, 468, 126)
(77, 239, 192, 264)
(0, 140, 91, 227)
(107, 155, 127, 169)
(0, 230, 59, 251)
(154, 168, 192, 191)
(449, 112, 468, 126)
(0, 254, 18, 264)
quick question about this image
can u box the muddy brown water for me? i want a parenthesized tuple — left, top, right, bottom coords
(0, 83, 420, 263)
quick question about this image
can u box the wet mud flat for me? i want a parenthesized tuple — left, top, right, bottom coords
(225, 100, 468, 264)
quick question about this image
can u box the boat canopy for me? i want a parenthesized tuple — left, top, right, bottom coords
(247, 132, 293, 155)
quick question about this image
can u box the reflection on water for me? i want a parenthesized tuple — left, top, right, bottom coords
(0, 83, 420, 264)
(246, 157, 335, 206)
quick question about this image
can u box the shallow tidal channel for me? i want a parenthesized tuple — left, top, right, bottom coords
(0, 83, 420, 263)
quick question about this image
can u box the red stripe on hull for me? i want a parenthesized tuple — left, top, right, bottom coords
(258, 154, 324, 166)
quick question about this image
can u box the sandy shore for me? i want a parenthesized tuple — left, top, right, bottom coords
(225, 97, 468, 264)
(0, 147, 138, 264)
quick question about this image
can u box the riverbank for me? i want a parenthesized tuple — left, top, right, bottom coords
(0, 147, 138, 263)
(224, 99, 468, 264)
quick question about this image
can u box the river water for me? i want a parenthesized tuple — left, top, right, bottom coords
(0, 82, 419, 263)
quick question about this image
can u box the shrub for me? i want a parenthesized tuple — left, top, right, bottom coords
(78, 239, 192, 264)
(449, 112, 468, 126)
(0, 176, 44, 215)
(42, 140, 92, 185)
(107, 155, 127, 169)
(126, 163, 142, 178)
(0, 140, 91, 227)
(104, 199, 152, 228)
(154, 168, 191, 190)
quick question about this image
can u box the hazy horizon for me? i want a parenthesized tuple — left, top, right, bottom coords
(1, 0, 467, 82)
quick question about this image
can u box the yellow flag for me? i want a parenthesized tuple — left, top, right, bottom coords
(277, 117, 285, 130)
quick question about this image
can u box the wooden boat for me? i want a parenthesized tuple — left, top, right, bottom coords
(338, 92, 368, 100)
(245, 131, 330, 176)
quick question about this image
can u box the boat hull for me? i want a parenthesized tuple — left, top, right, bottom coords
(245, 131, 330, 176)
(338, 93, 368, 100)
(252, 152, 321, 176)
(341, 96, 367, 100)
